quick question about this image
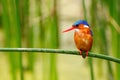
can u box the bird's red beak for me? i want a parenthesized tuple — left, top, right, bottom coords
(63, 27, 75, 32)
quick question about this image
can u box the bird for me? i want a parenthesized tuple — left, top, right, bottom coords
(63, 20, 93, 58)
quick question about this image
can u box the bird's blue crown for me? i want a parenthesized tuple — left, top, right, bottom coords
(73, 20, 89, 26)
(73, 20, 93, 36)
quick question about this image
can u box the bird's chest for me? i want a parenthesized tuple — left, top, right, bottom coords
(74, 31, 89, 44)
(74, 29, 90, 39)
(74, 29, 92, 50)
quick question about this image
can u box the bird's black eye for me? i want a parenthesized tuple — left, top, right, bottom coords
(73, 24, 79, 27)
(75, 24, 79, 27)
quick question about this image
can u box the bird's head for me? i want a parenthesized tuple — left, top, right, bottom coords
(63, 20, 90, 32)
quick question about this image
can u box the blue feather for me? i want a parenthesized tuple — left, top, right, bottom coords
(73, 20, 93, 36)
(73, 20, 89, 26)
(90, 30, 93, 36)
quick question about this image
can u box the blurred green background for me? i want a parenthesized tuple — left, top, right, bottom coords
(0, 0, 120, 80)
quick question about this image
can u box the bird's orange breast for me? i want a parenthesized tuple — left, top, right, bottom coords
(74, 28, 93, 51)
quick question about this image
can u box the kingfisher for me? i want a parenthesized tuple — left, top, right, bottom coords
(63, 20, 93, 58)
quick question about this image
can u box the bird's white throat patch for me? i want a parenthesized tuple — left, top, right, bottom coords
(75, 29, 80, 32)
(84, 25, 89, 28)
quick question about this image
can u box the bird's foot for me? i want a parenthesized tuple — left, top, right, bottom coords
(82, 51, 89, 58)
(85, 51, 89, 56)
(79, 50, 84, 58)
(79, 50, 85, 58)
(79, 50, 89, 58)
(79, 50, 82, 55)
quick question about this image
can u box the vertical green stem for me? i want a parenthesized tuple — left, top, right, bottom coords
(27, 0, 34, 74)
(82, 0, 87, 20)
(82, 0, 94, 80)
(1, 0, 11, 48)
(88, 58, 94, 80)
(43, 0, 59, 80)
(1, 0, 17, 79)
(108, 0, 119, 80)
(27, 27, 34, 71)
(116, 0, 120, 79)
(24, 0, 34, 73)
(2, 0, 23, 80)
(49, 0, 59, 80)
(13, 0, 23, 79)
